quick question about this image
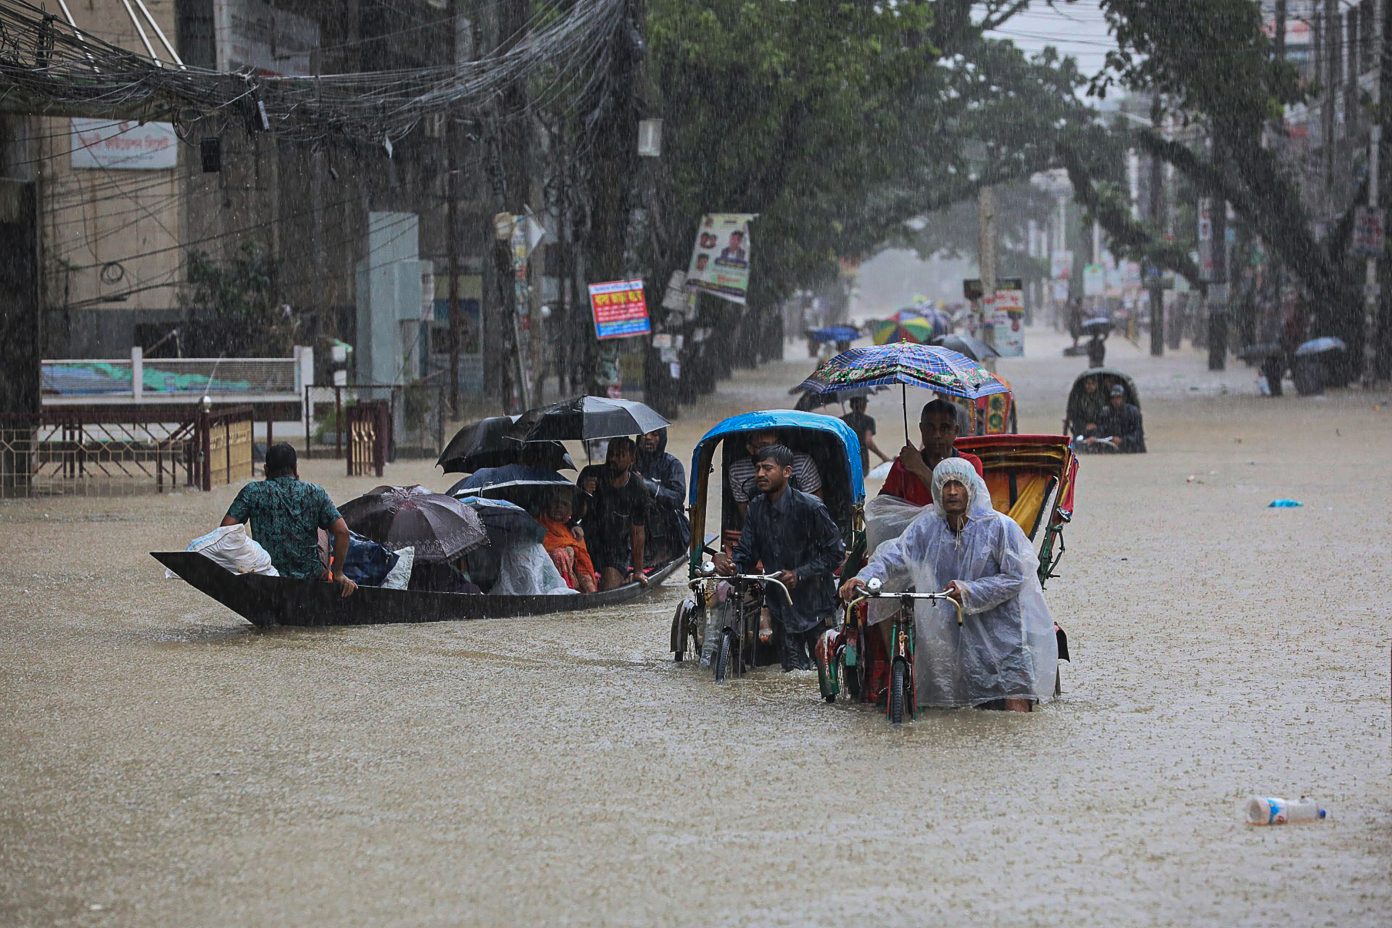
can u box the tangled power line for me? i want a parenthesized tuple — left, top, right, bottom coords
(0, 0, 628, 146)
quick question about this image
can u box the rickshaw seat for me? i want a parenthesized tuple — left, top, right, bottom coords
(982, 471, 1053, 540)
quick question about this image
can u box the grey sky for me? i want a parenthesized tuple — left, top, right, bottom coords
(985, 1, 1117, 77)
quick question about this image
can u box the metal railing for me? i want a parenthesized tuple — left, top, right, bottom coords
(42, 347, 312, 406)
(0, 405, 255, 497)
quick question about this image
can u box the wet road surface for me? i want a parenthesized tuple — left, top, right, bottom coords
(2, 328, 1389, 926)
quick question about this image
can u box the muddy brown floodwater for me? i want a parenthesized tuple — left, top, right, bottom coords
(2, 327, 1389, 927)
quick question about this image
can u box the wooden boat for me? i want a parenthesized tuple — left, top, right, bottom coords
(153, 551, 684, 628)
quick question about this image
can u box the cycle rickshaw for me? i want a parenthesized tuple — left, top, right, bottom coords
(670, 410, 866, 678)
(818, 434, 1079, 721)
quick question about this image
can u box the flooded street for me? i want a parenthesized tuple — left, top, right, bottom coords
(2, 329, 1389, 927)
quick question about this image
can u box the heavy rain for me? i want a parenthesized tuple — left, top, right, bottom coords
(0, 1, 1388, 926)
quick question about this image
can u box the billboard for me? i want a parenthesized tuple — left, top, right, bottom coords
(589, 279, 651, 340)
(686, 213, 755, 305)
(70, 119, 177, 170)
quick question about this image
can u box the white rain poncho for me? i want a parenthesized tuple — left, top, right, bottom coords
(857, 457, 1057, 708)
(491, 538, 573, 596)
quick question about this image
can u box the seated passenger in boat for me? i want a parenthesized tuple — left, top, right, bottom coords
(221, 443, 357, 597)
(577, 437, 649, 591)
(539, 492, 597, 593)
(635, 428, 691, 565)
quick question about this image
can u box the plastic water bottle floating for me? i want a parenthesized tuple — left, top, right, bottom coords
(1246, 796, 1327, 825)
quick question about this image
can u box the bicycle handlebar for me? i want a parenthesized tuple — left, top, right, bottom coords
(844, 586, 965, 626)
(688, 571, 793, 606)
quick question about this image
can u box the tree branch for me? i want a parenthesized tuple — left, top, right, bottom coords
(1059, 142, 1202, 288)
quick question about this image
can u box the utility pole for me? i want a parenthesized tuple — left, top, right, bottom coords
(978, 184, 997, 365)
(1148, 94, 1165, 356)
(1365, 0, 1387, 384)
(1324, 0, 1339, 221)
(446, 1, 462, 414)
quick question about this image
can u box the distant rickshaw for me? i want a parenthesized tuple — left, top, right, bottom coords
(951, 376, 1018, 436)
(670, 410, 866, 676)
(1063, 367, 1145, 451)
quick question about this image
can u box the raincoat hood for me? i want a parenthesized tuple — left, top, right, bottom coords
(930, 457, 993, 516)
(635, 427, 669, 466)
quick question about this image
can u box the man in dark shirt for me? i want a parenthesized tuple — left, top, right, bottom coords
(714, 444, 846, 671)
(840, 396, 889, 475)
(220, 443, 357, 596)
(1066, 375, 1107, 440)
(879, 398, 983, 506)
(1089, 384, 1146, 453)
(578, 436, 649, 590)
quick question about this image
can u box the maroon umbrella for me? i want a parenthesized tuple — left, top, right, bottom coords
(339, 485, 488, 563)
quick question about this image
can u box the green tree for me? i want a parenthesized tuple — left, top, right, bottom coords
(183, 243, 294, 357)
(1084, 0, 1366, 369)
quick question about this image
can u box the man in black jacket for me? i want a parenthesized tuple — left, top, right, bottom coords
(1089, 384, 1146, 453)
(635, 429, 691, 565)
(714, 444, 846, 671)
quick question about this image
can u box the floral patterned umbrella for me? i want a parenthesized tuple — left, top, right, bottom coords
(797, 341, 1008, 440)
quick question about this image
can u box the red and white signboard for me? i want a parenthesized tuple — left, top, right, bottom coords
(589, 279, 651, 340)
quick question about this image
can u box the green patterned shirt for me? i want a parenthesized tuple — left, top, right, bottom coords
(225, 476, 341, 579)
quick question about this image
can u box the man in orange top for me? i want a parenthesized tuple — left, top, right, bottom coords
(879, 399, 983, 506)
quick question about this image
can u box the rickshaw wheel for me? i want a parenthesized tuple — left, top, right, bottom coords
(713, 630, 733, 683)
(889, 661, 907, 725)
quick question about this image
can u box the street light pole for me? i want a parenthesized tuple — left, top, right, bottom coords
(1148, 95, 1165, 357)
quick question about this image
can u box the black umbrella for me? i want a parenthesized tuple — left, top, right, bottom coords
(339, 485, 488, 563)
(1082, 316, 1113, 336)
(508, 395, 669, 443)
(931, 333, 1000, 362)
(437, 415, 573, 474)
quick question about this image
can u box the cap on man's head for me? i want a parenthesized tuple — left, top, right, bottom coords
(1109, 384, 1126, 397)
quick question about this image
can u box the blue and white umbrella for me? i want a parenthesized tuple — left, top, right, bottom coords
(797, 342, 1008, 440)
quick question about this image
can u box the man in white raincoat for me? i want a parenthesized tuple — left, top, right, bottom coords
(840, 457, 1057, 711)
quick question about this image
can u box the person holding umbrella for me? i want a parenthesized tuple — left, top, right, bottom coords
(881, 399, 983, 506)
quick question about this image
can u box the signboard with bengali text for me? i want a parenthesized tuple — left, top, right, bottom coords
(70, 119, 177, 170)
(589, 279, 651, 340)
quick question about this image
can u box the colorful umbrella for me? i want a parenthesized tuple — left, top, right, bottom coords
(871, 316, 937, 345)
(797, 342, 1008, 440)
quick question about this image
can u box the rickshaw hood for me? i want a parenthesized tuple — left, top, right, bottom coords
(689, 410, 865, 505)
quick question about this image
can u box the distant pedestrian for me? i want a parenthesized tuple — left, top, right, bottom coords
(840, 396, 889, 474)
